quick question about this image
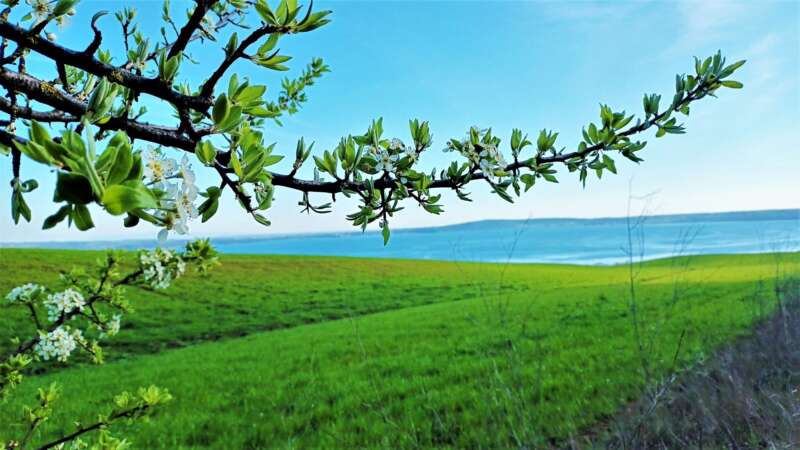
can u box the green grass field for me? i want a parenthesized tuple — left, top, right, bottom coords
(1, 249, 798, 448)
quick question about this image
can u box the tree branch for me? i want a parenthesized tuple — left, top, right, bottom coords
(167, 0, 218, 59)
(200, 23, 285, 98)
(36, 405, 150, 450)
(0, 67, 198, 149)
(0, 21, 211, 112)
(0, 96, 77, 122)
(1, 74, 702, 197)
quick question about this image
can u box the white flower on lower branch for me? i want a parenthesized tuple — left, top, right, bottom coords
(5, 283, 44, 304)
(43, 288, 85, 322)
(35, 326, 83, 362)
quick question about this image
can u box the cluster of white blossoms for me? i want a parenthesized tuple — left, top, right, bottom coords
(173, 155, 199, 234)
(26, 0, 75, 24)
(43, 288, 86, 322)
(144, 148, 198, 241)
(371, 145, 399, 172)
(445, 133, 507, 182)
(139, 247, 186, 290)
(477, 144, 507, 182)
(371, 139, 418, 172)
(34, 326, 83, 362)
(5, 283, 44, 304)
(144, 146, 178, 189)
(100, 314, 122, 339)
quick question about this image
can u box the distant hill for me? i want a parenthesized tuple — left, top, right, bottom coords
(423, 208, 799, 233)
(2, 209, 797, 258)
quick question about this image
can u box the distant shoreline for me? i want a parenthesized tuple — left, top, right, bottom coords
(2, 208, 797, 249)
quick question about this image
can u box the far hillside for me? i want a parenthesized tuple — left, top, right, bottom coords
(3, 209, 798, 265)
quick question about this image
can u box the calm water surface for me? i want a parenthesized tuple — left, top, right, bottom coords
(9, 211, 796, 265)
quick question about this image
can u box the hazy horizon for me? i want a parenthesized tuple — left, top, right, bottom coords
(3, 207, 796, 245)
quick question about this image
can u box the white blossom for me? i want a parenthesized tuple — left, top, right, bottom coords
(101, 314, 122, 338)
(157, 228, 169, 243)
(5, 283, 44, 304)
(175, 183, 199, 233)
(43, 288, 85, 322)
(403, 146, 418, 163)
(144, 146, 177, 188)
(389, 138, 405, 151)
(176, 259, 187, 276)
(139, 248, 185, 289)
(479, 159, 497, 182)
(26, 0, 51, 21)
(156, 154, 198, 239)
(374, 148, 398, 172)
(178, 155, 196, 186)
(35, 327, 82, 362)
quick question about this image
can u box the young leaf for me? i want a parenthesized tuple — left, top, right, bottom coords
(102, 184, 158, 215)
(382, 223, 390, 246)
(212, 94, 230, 126)
(720, 80, 743, 89)
(72, 204, 95, 231)
(43, 205, 72, 229)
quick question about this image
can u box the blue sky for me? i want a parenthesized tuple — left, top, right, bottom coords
(1, 0, 798, 242)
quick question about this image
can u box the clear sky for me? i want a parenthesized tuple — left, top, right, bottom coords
(1, 0, 798, 242)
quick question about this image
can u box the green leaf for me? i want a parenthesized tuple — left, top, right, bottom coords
(124, 213, 140, 228)
(195, 141, 217, 166)
(95, 144, 119, 173)
(106, 147, 133, 186)
(236, 85, 267, 103)
(72, 204, 95, 231)
(53, 0, 79, 17)
(125, 152, 144, 182)
(29, 121, 51, 145)
(602, 154, 617, 174)
(227, 73, 239, 98)
(252, 212, 271, 226)
(257, 34, 280, 56)
(199, 197, 219, 222)
(720, 80, 743, 89)
(212, 94, 230, 126)
(382, 223, 390, 246)
(102, 184, 158, 215)
(263, 154, 284, 167)
(719, 60, 746, 78)
(255, 0, 277, 24)
(230, 151, 243, 178)
(54, 172, 94, 204)
(217, 106, 242, 132)
(587, 123, 598, 143)
(43, 205, 72, 229)
(225, 32, 239, 55)
(11, 191, 31, 224)
(81, 126, 105, 198)
(19, 179, 38, 193)
(14, 141, 53, 165)
(542, 173, 558, 183)
(520, 173, 535, 191)
(297, 10, 331, 32)
(87, 78, 110, 117)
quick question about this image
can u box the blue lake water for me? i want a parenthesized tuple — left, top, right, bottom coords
(7, 210, 798, 265)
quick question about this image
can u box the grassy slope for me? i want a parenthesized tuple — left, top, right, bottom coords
(1, 249, 528, 357)
(1, 250, 798, 448)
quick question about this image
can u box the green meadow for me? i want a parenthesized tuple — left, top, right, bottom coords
(1, 249, 798, 448)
